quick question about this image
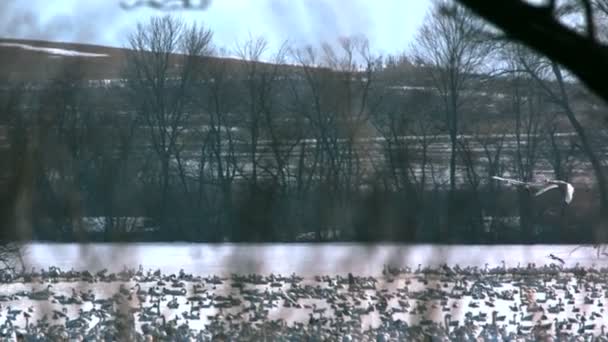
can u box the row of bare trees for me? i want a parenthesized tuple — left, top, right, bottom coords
(0, 1, 606, 243)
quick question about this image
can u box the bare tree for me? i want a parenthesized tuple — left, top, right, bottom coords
(455, 126, 507, 241)
(50, 76, 101, 238)
(545, 115, 578, 183)
(234, 36, 270, 192)
(0, 81, 27, 277)
(234, 39, 308, 238)
(28, 66, 97, 238)
(0, 82, 31, 240)
(321, 37, 378, 195)
(125, 15, 212, 234)
(514, 46, 608, 218)
(92, 85, 141, 238)
(257, 43, 302, 195)
(493, 48, 548, 239)
(456, 0, 608, 102)
(371, 86, 441, 240)
(199, 57, 241, 240)
(0, 243, 24, 281)
(412, 0, 489, 238)
(476, 130, 507, 239)
(287, 37, 378, 240)
(287, 47, 336, 241)
(457, 135, 482, 235)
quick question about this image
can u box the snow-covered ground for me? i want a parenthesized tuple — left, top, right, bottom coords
(0, 43, 109, 58)
(1, 243, 606, 339)
(21, 243, 608, 276)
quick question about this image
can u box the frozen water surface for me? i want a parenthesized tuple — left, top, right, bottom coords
(22, 243, 608, 276)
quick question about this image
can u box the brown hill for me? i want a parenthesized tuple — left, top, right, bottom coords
(0, 38, 134, 81)
(0, 38, 314, 83)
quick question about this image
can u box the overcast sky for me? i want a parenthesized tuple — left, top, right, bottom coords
(0, 0, 430, 56)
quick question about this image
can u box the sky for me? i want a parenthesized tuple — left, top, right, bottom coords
(0, 0, 430, 57)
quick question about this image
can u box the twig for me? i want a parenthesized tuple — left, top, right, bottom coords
(581, 0, 596, 40)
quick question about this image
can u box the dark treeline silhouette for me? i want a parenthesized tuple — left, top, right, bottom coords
(1, 3, 607, 244)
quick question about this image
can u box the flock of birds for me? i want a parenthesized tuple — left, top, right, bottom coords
(0, 177, 584, 340)
(1, 257, 608, 341)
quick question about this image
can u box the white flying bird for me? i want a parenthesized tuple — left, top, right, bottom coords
(492, 176, 575, 204)
(491, 176, 530, 187)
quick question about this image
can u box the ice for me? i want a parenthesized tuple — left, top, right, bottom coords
(21, 243, 608, 276)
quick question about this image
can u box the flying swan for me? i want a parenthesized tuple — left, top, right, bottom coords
(492, 176, 574, 204)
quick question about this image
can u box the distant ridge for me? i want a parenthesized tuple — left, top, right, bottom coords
(0, 38, 304, 82)
(0, 38, 127, 55)
(0, 38, 131, 81)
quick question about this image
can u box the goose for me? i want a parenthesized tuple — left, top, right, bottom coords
(167, 298, 179, 310)
(52, 308, 68, 320)
(65, 316, 87, 330)
(148, 286, 163, 297)
(520, 312, 534, 321)
(6, 306, 21, 318)
(96, 268, 108, 279)
(80, 289, 95, 302)
(547, 254, 565, 265)
(492, 311, 506, 323)
(444, 314, 459, 329)
(193, 283, 206, 294)
(579, 320, 596, 333)
(28, 285, 53, 300)
(22, 311, 30, 331)
(163, 287, 187, 296)
(312, 303, 326, 315)
(132, 283, 148, 296)
(182, 310, 200, 320)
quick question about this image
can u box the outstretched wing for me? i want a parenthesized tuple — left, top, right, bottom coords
(534, 184, 559, 197)
(492, 176, 528, 186)
(565, 184, 574, 204)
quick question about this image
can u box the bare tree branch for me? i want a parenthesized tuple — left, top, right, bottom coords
(456, 0, 608, 102)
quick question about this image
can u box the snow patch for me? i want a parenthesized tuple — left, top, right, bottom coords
(388, 85, 429, 91)
(0, 42, 109, 58)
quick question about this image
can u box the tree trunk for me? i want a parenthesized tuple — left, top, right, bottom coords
(160, 154, 170, 236)
(445, 97, 459, 241)
(518, 188, 534, 242)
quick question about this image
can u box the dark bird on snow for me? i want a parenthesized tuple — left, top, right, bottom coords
(548, 254, 565, 265)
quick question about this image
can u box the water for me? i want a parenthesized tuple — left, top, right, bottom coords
(21, 243, 608, 275)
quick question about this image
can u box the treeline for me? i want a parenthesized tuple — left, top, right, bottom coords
(0, 4, 607, 243)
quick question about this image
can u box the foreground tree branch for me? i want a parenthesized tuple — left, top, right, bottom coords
(456, 0, 608, 102)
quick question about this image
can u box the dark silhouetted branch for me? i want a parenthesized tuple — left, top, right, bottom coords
(456, 0, 608, 102)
